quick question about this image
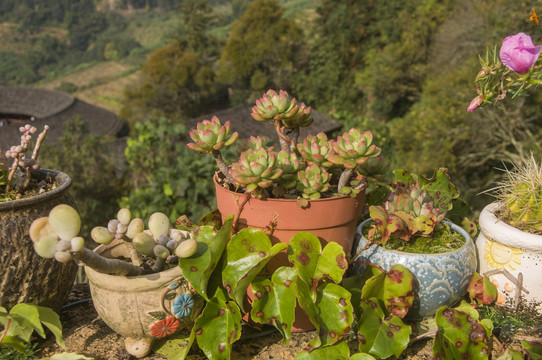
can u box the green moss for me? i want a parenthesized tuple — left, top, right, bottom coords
(363, 221, 466, 254)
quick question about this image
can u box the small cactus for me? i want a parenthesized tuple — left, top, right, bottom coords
(250, 89, 312, 129)
(328, 128, 381, 170)
(493, 154, 542, 234)
(297, 163, 331, 199)
(230, 148, 283, 196)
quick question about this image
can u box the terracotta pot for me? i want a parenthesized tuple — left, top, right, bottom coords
(215, 174, 364, 331)
(214, 173, 364, 256)
(476, 202, 542, 312)
(352, 219, 477, 319)
(85, 240, 203, 358)
(0, 169, 78, 312)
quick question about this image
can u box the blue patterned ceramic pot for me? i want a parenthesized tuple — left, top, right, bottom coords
(352, 219, 477, 319)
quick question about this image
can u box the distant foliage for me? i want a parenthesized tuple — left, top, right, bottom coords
(121, 115, 225, 223)
(41, 116, 127, 238)
(218, 0, 305, 103)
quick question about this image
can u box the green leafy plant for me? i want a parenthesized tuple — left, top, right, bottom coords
(0, 303, 64, 355)
(188, 89, 388, 200)
(0, 125, 49, 202)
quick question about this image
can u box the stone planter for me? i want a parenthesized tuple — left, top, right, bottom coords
(352, 219, 477, 319)
(0, 169, 77, 312)
(476, 202, 542, 311)
(85, 240, 203, 358)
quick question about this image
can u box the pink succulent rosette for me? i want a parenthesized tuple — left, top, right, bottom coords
(500, 32, 541, 74)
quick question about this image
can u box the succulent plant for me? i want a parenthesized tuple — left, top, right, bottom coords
(297, 163, 331, 199)
(187, 89, 387, 203)
(367, 168, 461, 244)
(296, 132, 334, 168)
(251, 89, 312, 152)
(187, 116, 238, 183)
(491, 154, 542, 234)
(229, 147, 283, 196)
(30, 204, 198, 276)
(1, 124, 49, 200)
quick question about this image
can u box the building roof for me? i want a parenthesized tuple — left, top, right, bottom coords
(0, 86, 123, 150)
(187, 104, 342, 140)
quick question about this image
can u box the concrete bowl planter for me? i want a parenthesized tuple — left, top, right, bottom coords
(352, 219, 477, 319)
(85, 240, 204, 358)
(0, 169, 77, 312)
(476, 202, 542, 311)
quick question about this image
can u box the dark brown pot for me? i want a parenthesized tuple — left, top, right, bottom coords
(0, 169, 78, 312)
(214, 173, 364, 331)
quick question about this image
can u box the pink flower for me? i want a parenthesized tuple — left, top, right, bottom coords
(150, 317, 180, 338)
(500, 32, 541, 74)
(467, 95, 482, 112)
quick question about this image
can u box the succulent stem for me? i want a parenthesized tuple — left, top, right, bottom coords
(0, 146, 7, 171)
(24, 125, 48, 188)
(212, 150, 235, 184)
(274, 121, 293, 153)
(74, 247, 149, 276)
(151, 256, 166, 273)
(124, 240, 143, 266)
(338, 169, 354, 193)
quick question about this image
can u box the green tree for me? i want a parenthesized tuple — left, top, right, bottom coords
(218, 0, 304, 103)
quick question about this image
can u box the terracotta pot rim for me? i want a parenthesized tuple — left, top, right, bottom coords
(0, 169, 72, 211)
(213, 171, 361, 203)
(479, 202, 542, 252)
(85, 241, 183, 291)
(355, 218, 472, 257)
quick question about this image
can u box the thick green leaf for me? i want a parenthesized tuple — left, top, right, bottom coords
(433, 307, 490, 360)
(360, 264, 414, 318)
(179, 216, 233, 300)
(313, 242, 348, 285)
(288, 232, 321, 295)
(223, 228, 287, 311)
(341, 275, 364, 319)
(357, 298, 411, 358)
(154, 329, 195, 360)
(312, 283, 353, 348)
(295, 340, 350, 360)
(350, 354, 377, 360)
(523, 341, 542, 360)
(251, 267, 297, 341)
(288, 233, 348, 300)
(296, 277, 319, 332)
(0, 336, 27, 354)
(8, 303, 45, 341)
(194, 289, 242, 360)
(494, 348, 524, 360)
(36, 305, 65, 349)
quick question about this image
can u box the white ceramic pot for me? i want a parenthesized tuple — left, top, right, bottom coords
(476, 202, 542, 311)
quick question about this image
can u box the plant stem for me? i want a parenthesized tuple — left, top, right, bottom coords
(24, 125, 48, 188)
(0, 318, 11, 343)
(74, 247, 149, 276)
(274, 121, 293, 153)
(152, 257, 166, 273)
(125, 240, 143, 266)
(338, 169, 354, 193)
(212, 150, 235, 184)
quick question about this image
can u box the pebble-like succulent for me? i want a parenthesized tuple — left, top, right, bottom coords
(297, 163, 331, 199)
(187, 116, 239, 154)
(250, 89, 312, 129)
(328, 128, 381, 169)
(230, 148, 283, 195)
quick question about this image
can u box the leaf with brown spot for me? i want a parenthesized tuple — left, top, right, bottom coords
(222, 228, 287, 311)
(295, 340, 351, 360)
(179, 216, 234, 301)
(357, 298, 411, 358)
(250, 267, 297, 342)
(194, 289, 241, 360)
(360, 264, 414, 319)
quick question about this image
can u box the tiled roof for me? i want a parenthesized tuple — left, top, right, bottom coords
(187, 104, 342, 140)
(0, 86, 122, 150)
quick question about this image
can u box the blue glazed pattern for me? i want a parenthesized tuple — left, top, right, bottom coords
(352, 219, 477, 318)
